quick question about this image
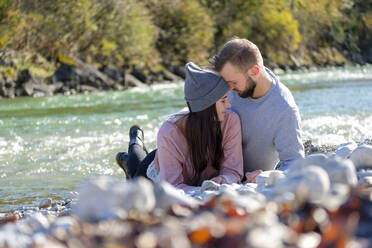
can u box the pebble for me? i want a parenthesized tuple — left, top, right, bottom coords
(38, 198, 53, 209)
(274, 166, 330, 203)
(73, 176, 156, 221)
(349, 145, 372, 168)
(320, 157, 357, 186)
(334, 141, 358, 158)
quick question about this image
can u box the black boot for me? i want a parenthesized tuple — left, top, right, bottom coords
(129, 125, 147, 152)
(116, 152, 130, 178)
(116, 125, 147, 178)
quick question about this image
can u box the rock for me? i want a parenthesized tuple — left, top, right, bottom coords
(358, 176, 372, 185)
(39, 198, 53, 209)
(52, 63, 79, 85)
(274, 166, 330, 203)
(320, 157, 357, 186)
(334, 141, 358, 158)
(99, 66, 125, 86)
(267, 171, 285, 186)
(200, 180, 220, 192)
(125, 73, 147, 87)
(73, 177, 155, 222)
(255, 170, 275, 188)
(24, 213, 50, 232)
(131, 68, 148, 83)
(287, 153, 328, 170)
(49, 216, 78, 234)
(321, 184, 350, 211)
(171, 66, 186, 79)
(154, 181, 199, 209)
(349, 145, 372, 169)
(162, 69, 183, 81)
(15, 69, 32, 85)
(78, 84, 98, 93)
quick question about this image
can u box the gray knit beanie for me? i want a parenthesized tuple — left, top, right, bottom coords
(184, 62, 229, 112)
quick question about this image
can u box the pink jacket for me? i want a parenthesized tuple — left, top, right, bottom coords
(154, 110, 243, 192)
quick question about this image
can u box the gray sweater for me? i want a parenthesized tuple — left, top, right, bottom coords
(228, 68, 304, 172)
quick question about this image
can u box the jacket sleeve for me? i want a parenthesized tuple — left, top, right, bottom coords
(274, 107, 305, 170)
(157, 125, 199, 192)
(219, 112, 244, 183)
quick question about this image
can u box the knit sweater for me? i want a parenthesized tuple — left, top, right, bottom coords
(154, 110, 244, 192)
(229, 68, 305, 172)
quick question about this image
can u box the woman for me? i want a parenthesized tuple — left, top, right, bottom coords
(116, 62, 244, 192)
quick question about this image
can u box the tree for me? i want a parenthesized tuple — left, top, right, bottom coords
(143, 0, 215, 66)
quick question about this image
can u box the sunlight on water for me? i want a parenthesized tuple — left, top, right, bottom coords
(0, 66, 371, 212)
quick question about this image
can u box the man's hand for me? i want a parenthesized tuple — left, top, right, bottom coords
(245, 170, 262, 183)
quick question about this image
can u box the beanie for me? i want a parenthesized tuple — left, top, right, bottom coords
(184, 62, 229, 112)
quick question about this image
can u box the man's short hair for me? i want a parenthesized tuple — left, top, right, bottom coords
(210, 38, 264, 73)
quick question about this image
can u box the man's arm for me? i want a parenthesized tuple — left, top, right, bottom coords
(274, 107, 305, 171)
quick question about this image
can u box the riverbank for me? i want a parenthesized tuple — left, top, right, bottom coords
(1, 48, 370, 99)
(1, 142, 372, 247)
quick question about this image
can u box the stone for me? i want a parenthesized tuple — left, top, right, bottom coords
(287, 153, 328, 170)
(39, 198, 53, 209)
(358, 176, 372, 185)
(154, 181, 199, 209)
(267, 171, 285, 186)
(23, 213, 50, 232)
(334, 141, 358, 158)
(349, 145, 372, 169)
(256, 170, 276, 188)
(200, 180, 220, 192)
(274, 166, 330, 203)
(73, 177, 155, 222)
(320, 157, 357, 186)
(125, 73, 147, 87)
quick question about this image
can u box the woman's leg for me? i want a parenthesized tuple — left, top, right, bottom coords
(127, 143, 148, 178)
(134, 149, 157, 178)
(116, 125, 148, 178)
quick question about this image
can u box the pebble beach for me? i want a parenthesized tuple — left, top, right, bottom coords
(1, 142, 372, 248)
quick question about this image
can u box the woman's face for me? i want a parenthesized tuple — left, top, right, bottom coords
(216, 92, 231, 121)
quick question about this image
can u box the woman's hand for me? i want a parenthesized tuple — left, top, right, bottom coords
(211, 176, 226, 184)
(245, 170, 262, 183)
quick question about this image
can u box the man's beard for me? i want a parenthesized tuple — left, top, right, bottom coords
(238, 76, 256, 98)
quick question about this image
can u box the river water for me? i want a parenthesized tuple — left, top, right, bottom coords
(1, 65, 372, 212)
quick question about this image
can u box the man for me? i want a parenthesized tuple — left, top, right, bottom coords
(210, 38, 304, 176)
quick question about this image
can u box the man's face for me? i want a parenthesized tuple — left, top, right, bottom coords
(220, 62, 256, 98)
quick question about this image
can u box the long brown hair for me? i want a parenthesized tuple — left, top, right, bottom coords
(184, 103, 224, 186)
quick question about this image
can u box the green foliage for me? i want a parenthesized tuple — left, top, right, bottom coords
(143, 0, 215, 65)
(0, 0, 158, 67)
(0, 0, 371, 71)
(199, 0, 259, 51)
(249, 0, 302, 64)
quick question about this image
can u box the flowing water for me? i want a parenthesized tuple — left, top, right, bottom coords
(1, 65, 372, 212)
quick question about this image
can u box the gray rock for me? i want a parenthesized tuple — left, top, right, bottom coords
(73, 177, 155, 222)
(334, 141, 358, 158)
(200, 180, 220, 192)
(154, 181, 199, 209)
(39, 198, 53, 209)
(287, 153, 328, 170)
(256, 170, 277, 188)
(358, 176, 372, 185)
(24, 213, 50, 232)
(320, 157, 357, 186)
(349, 145, 372, 168)
(274, 166, 330, 203)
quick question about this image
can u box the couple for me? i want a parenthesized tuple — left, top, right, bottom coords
(116, 38, 305, 192)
